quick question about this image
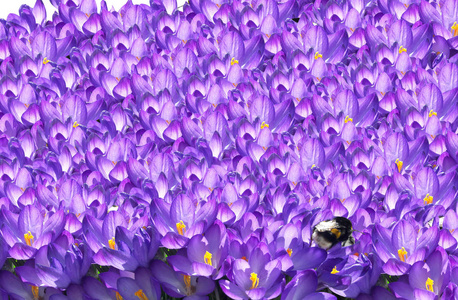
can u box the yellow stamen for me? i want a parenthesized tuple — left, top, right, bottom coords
(134, 289, 148, 300)
(452, 22, 458, 37)
(116, 77, 120, 82)
(108, 237, 116, 250)
(250, 272, 259, 289)
(311, 164, 316, 169)
(424, 193, 433, 205)
(399, 46, 407, 54)
(331, 266, 339, 274)
(398, 247, 407, 262)
(43, 57, 50, 64)
(404, 3, 409, 8)
(204, 251, 213, 266)
(426, 277, 434, 292)
(241, 256, 248, 261)
(266, 33, 270, 38)
(314, 51, 322, 60)
(24, 103, 29, 108)
(31, 285, 39, 299)
(429, 109, 437, 117)
(261, 121, 269, 129)
(331, 228, 341, 239)
(73, 121, 79, 128)
(116, 291, 123, 300)
(112, 161, 117, 166)
(395, 159, 403, 173)
(24, 231, 34, 246)
(183, 275, 191, 295)
(344, 115, 353, 123)
(85, 13, 90, 17)
(231, 57, 239, 65)
(182, 39, 187, 44)
(216, 3, 220, 8)
(176, 220, 186, 235)
(286, 248, 292, 256)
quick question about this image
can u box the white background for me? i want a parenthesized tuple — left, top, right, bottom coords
(0, 0, 187, 20)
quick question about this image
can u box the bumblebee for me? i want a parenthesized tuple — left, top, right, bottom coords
(312, 217, 355, 250)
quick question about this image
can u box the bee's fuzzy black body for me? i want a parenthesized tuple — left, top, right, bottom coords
(312, 217, 355, 250)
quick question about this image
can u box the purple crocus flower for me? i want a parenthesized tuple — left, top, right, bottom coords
(373, 220, 439, 276)
(152, 194, 217, 249)
(151, 259, 215, 299)
(268, 222, 327, 273)
(220, 247, 283, 300)
(168, 220, 229, 279)
(84, 211, 158, 271)
(117, 267, 161, 300)
(15, 242, 93, 289)
(390, 247, 451, 299)
(282, 270, 337, 300)
(0, 270, 54, 300)
(1, 205, 65, 259)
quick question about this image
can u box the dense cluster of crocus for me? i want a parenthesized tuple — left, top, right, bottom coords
(0, 0, 457, 298)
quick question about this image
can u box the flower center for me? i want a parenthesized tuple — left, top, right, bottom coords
(183, 275, 192, 295)
(250, 272, 259, 289)
(43, 57, 50, 64)
(286, 248, 292, 257)
(176, 220, 186, 235)
(134, 289, 148, 300)
(331, 266, 339, 274)
(24, 231, 34, 246)
(398, 247, 408, 262)
(73, 121, 79, 128)
(428, 109, 437, 117)
(426, 277, 434, 292)
(31, 285, 39, 299)
(452, 22, 458, 37)
(204, 251, 213, 266)
(314, 51, 322, 60)
(261, 121, 269, 129)
(395, 159, 403, 173)
(108, 237, 116, 250)
(231, 57, 239, 65)
(399, 46, 407, 54)
(344, 115, 353, 123)
(424, 193, 433, 205)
